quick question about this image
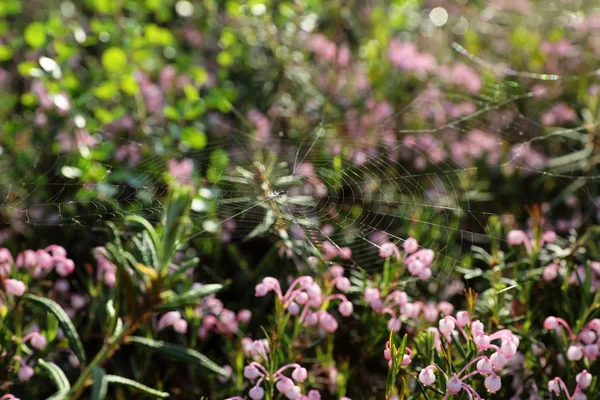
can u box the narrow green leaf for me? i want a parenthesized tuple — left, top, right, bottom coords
(24, 295, 86, 363)
(244, 209, 275, 241)
(128, 336, 227, 376)
(124, 216, 161, 257)
(91, 367, 107, 400)
(155, 284, 223, 311)
(104, 375, 169, 398)
(164, 257, 199, 286)
(38, 359, 70, 398)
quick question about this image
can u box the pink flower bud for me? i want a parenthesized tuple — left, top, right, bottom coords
(104, 271, 116, 287)
(423, 304, 438, 322)
(579, 329, 596, 344)
(71, 294, 86, 310)
(244, 365, 262, 380)
(543, 316, 558, 330)
(437, 301, 454, 316)
(218, 365, 232, 383)
(5, 279, 26, 296)
(507, 230, 528, 246)
(335, 277, 351, 292)
(18, 364, 34, 382)
(387, 318, 401, 331)
(456, 311, 470, 327)
(446, 374, 462, 394)
(249, 385, 265, 400)
(308, 294, 323, 308)
(54, 279, 70, 293)
(364, 288, 380, 304)
(576, 370, 593, 389)
(403, 237, 418, 254)
(418, 267, 432, 281)
(328, 264, 344, 277)
(304, 312, 318, 326)
(174, 319, 188, 334)
(500, 340, 518, 357)
(418, 368, 436, 386)
(68, 352, 80, 368)
(477, 358, 493, 373)
(255, 283, 269, 297)
(30, 333, 47, 350)
(471, 320, 485, 336)
(407, 259, 424, 276)
(584, 344, 599, 359)
(474, 334, 491, 349)
(292, 367, 308, 382)
(541, 231, 556, 244)
(484, 375, 502, 393)
(17, 250, 36, 269)
(567, 345, 583, 361)
(438, 317, 455, 337)
(295, 292, 309, 305)
(490, 352, 507, 370)
(379, 242, 397, 259)
(54, 257, 75, 276)
(288, 302, 300, 315)
(307, 283, 321, 298)
(548, 379, 560, 395)
(237, 309, 252, 324)
(384, 348, 391, 361)
(307, 390, 321, 400)
(338, 301, 353, 317)
(319, 312, 338, 333)
(276, 377, 294, 394)
(402, 351, 412, 366)
(542, 264, 559, 281)
(339, 247, 352, 260)
(36, 251, 53, 269)
(285, 386, 301, 400)
(572, 390, 587, 400)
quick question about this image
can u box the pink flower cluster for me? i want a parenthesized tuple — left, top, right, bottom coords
(158, 311, 189, 334)
(197, 293, 251, 340)
(236, 339, 350, 400)
(378, 237, 434, 281)
(363, 284, 454, 331)
(507, 229, 556, 254)
(548, 371, 593, 400)
(1, 246, 76, 297)
(419, 312, 520, 398)
(3, 245, 75, 278)
(383, 341, 412, 368)
(255, 271, 352, 333)
(93, 247, 117, 286)
(320, 241, 352, 261)
(544, 316, 600, 362)
(387, 40, 436, 75)
(541, 102, 577, 126)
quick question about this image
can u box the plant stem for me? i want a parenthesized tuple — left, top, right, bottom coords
(69, 320, 136, 399)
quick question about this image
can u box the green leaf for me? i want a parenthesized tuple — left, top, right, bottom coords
(102, 47, 127, 74)
(244, 209, 275, 241)
(104, 375, 169, 398)
(181, 127, 207, 149)
(24, 295, 86, 363)
(160, 186, 192, 272)
(38, 359, 70, 398)
(91, 367, 107, 400)
(156, 284, 223, 311)
(164, 257, 199, 286)
(128, 336, 228, 376)
(46, 313, 59, 341)
(24, 22, 46, 48)
(124, 215, 161, 257)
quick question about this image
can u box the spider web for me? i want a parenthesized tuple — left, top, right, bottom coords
(1, 11, 599, 280)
